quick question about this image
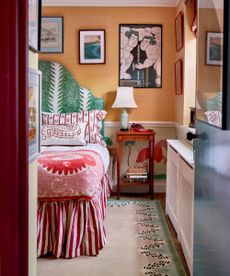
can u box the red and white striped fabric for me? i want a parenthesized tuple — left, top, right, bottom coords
(37, 173, 111, 258)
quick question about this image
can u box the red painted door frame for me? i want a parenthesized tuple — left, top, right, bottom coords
(0, 1, 28, 276)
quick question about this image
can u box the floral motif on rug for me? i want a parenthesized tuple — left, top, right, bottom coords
(107, 199, 186, 276)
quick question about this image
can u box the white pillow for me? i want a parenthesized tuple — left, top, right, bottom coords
(41, 122, 87, 146)
(41, 110, 107, 146)
(204, 110, 222, 127)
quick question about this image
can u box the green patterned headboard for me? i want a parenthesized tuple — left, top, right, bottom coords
(39, 61, 104, 112)
(39, 60, 111, 144)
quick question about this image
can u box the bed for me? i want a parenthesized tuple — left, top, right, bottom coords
(37, 61, 112, 258)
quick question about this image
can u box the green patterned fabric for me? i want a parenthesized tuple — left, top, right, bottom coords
(205, 91, 222, 111)
(39, 60, 109, 142)
(39, 61, 104, 113)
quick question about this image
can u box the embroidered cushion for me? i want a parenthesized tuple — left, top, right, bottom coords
(41, 123, 87, 146)
(42, 110, 107, 146)
(204, 110, 222, 128)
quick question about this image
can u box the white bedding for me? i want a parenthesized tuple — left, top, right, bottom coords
(41, 143, 110, 171)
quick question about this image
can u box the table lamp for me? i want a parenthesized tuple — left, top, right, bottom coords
(112, 87, 137, 131)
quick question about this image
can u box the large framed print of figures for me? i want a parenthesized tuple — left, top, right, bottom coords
(119, 24, 162, 88)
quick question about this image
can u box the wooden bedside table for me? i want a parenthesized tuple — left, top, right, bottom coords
(116, 130, 155, 199)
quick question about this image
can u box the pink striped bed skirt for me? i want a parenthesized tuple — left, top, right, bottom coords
(37, 173, 111, 258)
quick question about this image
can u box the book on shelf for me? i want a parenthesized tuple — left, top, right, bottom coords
(127, 172, 147, 176)
(125, 167, 148, 182)
(124, 176, 148, 182)
(127, 174, 147, 179)
(127, 167, 147, 174)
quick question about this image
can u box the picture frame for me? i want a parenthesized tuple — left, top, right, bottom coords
(28, 0, 41, 52)
(28, 68, 41, 163)
(175, 11, 184, 52)
(206, 32, 223, 66)
(119, 24, 162, 88)
(41, 16, 64, 53)
(174, 59, 183, 95)
(79, 30, 105, 64)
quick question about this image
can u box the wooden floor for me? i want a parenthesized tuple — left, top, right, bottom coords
(113, 193, 190, 276)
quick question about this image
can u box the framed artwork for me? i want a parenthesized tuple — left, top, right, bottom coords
(28, 68, 41, 162)
(119, 24, 162, 88)
(41, 17, 64, 53)
(28, 0, 41, 52)
(206, 32, 223, 66)
(174, 59, 183, 95)
(79, 30, 105, 64)
(175, 11, 184, 51)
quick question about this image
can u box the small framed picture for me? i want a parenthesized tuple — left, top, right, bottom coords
(79, 30, 105, 64)
(41, 16, 64, 53)
(28, 68, 41, 162)
(174, 59, 183, 95)
(206, 32, 223, 66)
(175, 11, 184, 52)
(28, 0, 41, 52)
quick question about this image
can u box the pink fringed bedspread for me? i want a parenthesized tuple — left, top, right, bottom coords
(37, 149, 112, 258)
(38, 150, 106, 200)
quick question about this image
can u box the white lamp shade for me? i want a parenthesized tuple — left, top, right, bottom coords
(112, 87, 137, 109)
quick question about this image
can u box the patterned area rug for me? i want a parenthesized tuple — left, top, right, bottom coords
(107, 199, 186, 276)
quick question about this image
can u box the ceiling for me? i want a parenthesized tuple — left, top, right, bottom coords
(42, 0, 180, 7)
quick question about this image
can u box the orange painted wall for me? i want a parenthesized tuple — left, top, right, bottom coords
(174, 0, 196, 126)
(40, 7, 176, 122)
(197, 8, 223, 93)
(174, 0, 185, 125)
